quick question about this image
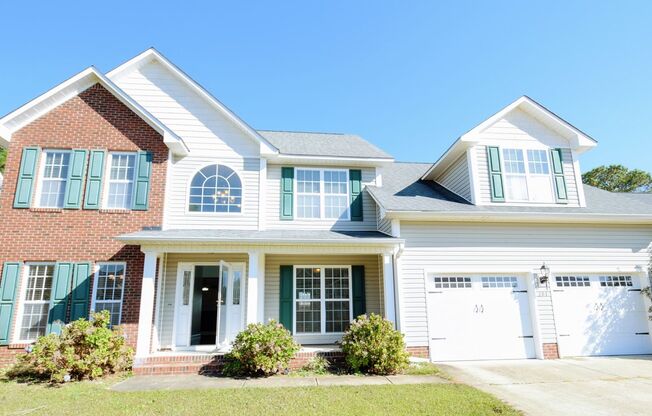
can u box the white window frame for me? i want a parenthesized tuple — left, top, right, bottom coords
(91, 262, 127, 327)
(13, 262, 56, 344)
(294, 168, 350, 220)
(293, 265, 353, 335)
(101, 152, 138, 210)
(500, 147, 555, 203)
(185, 163, 245, 216)
(34, 149, 71, 208)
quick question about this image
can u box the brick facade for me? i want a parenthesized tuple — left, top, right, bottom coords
(0, 84, 167, 366)
(542, 343, 560, 359)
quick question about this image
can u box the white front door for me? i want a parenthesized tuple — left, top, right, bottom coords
(427, 274, 535, 361)
(218, 262, 244, 346)
(552, 274, 652, 357)
(174, 264, 194, 347)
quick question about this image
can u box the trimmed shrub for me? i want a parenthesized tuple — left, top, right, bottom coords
(340, 313, 409, 375)
(6, 311, 133, 383)
(223, 320, 300, 377)
(301, 355, 331, 375)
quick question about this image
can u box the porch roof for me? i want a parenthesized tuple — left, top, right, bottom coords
(117, 229, 402, 245)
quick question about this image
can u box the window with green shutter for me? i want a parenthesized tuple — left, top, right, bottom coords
(47, 262, 73, 335)
(486, 146, 505, 202)
(84, 150, 106, 210)
(70, 263, 91, 321)
(550, 148, 568, 203)
(349, 170, 363, 221)
(351, 265, 366, 319)
(63, 149, 88, 209)
(279, 265, 293, 332)
(280, 167, 294, 220)
(132, 151, 152, 211)
(0, 262, 22, 345)
(13, 147, 40, 208)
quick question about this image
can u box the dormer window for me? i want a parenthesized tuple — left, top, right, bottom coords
(502, 148, 554, 203)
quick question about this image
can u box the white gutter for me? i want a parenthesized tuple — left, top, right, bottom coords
(383, 210, 652, 224)
(117, 235, 405, 245)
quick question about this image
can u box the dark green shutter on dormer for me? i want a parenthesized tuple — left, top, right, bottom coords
(279, 265, 293, 333)
(63, 149, 88, 209)
(84, 150, 106, 210)
(13, 147, 40, 208)
(132, 151, 152, 211)
(349, 170, 363, 221)
(486, 146, 505, 202)
(70, 263, 91, 321)
(0, 262, 22, 345)
(280, 167, 294, 220)
(351, 265, 366, 319)
(47, 262, 73, 335)
(550, 148, 568, 203)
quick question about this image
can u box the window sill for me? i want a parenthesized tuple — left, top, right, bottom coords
(99, 209, 132, 214)
(29, 207, 63, 213)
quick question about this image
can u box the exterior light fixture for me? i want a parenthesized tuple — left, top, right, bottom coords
(539, 263, 550, 285)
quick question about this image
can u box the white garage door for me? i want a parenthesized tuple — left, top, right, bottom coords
(427, 275, 536, 361)
(553, 274, 652, 357)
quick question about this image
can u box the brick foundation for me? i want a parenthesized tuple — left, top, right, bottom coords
(0, 83, 167, 364)
(406, 346, 430, 359)
(542, 343, 559, 359)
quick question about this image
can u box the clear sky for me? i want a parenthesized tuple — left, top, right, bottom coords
(1, 1, 650, 171)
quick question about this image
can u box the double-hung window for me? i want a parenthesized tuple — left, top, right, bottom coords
(104, 153, 137, 209)
(38, 150, 71, 208)
(502, 148, 554, 203)
(19, 264, 54, 341)
(296, 169, 349, 219)
(92, 263, 126, 327)
(294, 266, 352, 334)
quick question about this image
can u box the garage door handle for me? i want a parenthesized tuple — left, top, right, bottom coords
(513, 290, 527, 293)
(628, 289, 642, 292)
(431, 337, 447, 340)
(636, 332, 650, 335)
(518, 335, 534, 339)
(429, 291, 443, 294)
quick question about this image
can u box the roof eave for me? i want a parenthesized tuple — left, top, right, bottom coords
(116, 234, 404, 245)
(268, 153, 395, 166)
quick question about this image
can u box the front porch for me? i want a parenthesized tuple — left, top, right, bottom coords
(120, 229, 403, 372)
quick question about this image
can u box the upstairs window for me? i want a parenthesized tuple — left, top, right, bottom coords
(189, 164, 242, 213)
(104, 153, 136, 209)
(296, 168, 349, 220)
(502, 148, 554, 203)
(37, 150, 70, 208)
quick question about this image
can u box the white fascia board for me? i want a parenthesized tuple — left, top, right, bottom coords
(117, 235, 405, 245)
(0, 125, 10, 147)
(269, 153, 394, 167)
(383, 210, 652, 224)
(107, 48, 278, 156)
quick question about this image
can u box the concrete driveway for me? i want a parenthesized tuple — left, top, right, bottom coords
(440, 356, 652, 416)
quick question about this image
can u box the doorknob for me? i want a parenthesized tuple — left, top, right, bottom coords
(474, 304, 479, 313)
(480, 305, 484, 314)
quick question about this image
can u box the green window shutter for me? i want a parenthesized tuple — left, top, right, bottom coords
(349, 169, 363, 221)
(132, 151, 153, 211)
(0, 262, 22, 345)
(84, 150, 106, 210)
(63, 149, 88, 209)
(47, 262, 73, 335)
(486, 146, 505, 202)
(279, 265, 293, 333)
(550, 148, 568, 203)
(280, 167, 294, 220)
(13, 147, 40, 208)
(351, 265, 366, 319)
(70, 263, 91, 321)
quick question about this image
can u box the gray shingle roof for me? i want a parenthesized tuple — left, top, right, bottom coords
(368, 162, 652, 216)
(257, 130, 393, 159)
(118, 229, 400, 244)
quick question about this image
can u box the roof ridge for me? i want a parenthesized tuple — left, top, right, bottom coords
(257, 129, 349, 136)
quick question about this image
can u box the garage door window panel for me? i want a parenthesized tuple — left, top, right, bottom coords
(599, 276, 633, 287)
(433, 277, 471, 289)
(555, 276, 591, 288)
(481, 276, 518, 289)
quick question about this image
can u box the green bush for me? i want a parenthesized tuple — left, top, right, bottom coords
(223, 320, 300, 377)
(300, 355, 331, 375)
(6, 311, 133, 383)
(340, 313, 409, 375)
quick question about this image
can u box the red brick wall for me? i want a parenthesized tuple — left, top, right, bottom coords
(542, 343, 559, 359)
(406, 346, 429, 359)
(0, 83, 167, 366)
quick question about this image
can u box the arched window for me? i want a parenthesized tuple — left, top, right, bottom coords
(189, 164, 242, 213)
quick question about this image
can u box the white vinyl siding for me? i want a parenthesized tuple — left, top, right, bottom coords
(377, 205, 392, 235)
(436, 152, 471, 202)
(111, 60, 262, 230)
(266, 165, 378, 231)
(398, 221, 652, 347)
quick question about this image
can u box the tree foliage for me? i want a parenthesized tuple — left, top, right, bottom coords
(582, 164, 652, 193)
(0, 147, 6, 173)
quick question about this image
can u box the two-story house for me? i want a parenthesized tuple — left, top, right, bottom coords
(0, 49, 651, 374)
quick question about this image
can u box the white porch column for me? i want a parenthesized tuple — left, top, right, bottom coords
(247, 251, 266, 324)
(136, 250, 159, 359)
(382, 253, 397, 327)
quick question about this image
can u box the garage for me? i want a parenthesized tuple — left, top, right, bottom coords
(426, 274, 536, 361)
(552, 274, 652, 357)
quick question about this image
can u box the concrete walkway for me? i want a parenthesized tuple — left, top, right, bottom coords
(441, 356, 652, 416)
(111, 374, 448, 392)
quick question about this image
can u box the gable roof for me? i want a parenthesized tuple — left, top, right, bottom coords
(258, 130, 393, 161)
(422, 96, 598, 180)
(0, 66, 189, 155)
(107, 48, 278, 156)
(368, 162, 652, 223)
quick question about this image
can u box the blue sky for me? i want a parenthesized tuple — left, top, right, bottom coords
(1, 1, 651, 171)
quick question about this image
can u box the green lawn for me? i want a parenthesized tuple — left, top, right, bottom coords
(0, 378, 519, 416)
